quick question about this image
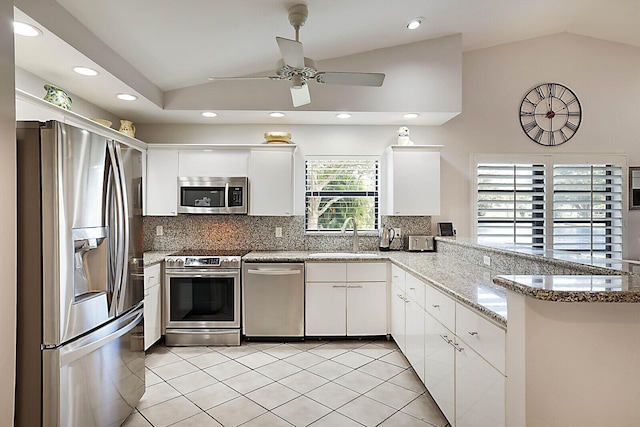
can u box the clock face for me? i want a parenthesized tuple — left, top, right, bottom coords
(519, 83, 582, 146)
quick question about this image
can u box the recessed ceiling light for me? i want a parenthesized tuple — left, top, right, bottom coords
(201, 111, 218, 118)
(73, 66, 99, 76)
(406, 17, 424, 30)
(116, 93, 137, 101)
(336, 113, 351, 119)
(269, 112, 285, 118)
(403, 113, 420, 119)
(13, 21, 41, 37)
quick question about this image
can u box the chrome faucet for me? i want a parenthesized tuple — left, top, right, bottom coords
(340, 217, 359, 253)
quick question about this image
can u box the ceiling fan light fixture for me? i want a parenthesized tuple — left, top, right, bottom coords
(201, 111, 218, 118)
(336, 113, 352, 119)
(13, 21, 41, 37)
(116, 93, 137, 101)
(403, 113, 420, 119)
(73, 66, 99, 76)
(269, 112, 285, 118)
(406, 17, 424, 30)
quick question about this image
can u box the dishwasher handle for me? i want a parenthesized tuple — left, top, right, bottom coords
(246, 268, 301, 276)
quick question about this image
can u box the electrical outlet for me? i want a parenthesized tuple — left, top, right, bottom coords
(156, 225, 163, 236)
(483, 255, 491, 266)
(395, 228, 402, 239)
(275, 227, 283, 238)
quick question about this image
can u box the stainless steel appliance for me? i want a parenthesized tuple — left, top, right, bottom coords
(177, 176, 248, 214)
(404, 235, 436, 252)
(15, 121, 145, 427)
(164, 251, 243, 345)
(242, 263, 305, 338)
(379, 225, 396, 251)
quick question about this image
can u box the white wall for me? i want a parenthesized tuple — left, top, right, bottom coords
(141, 33, 640, 259)
(1, 0, 16, 423)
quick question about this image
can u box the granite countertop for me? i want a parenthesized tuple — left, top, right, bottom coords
(143, 251, 175, 266)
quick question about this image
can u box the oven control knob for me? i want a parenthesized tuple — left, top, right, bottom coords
(230, 258, 239, 267)
(176, 259, 184, 266)
(166, 258, 173, 266)
(221, 259, 229, 267)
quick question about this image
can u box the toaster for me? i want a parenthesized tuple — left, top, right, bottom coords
(404, 235, 435, 252)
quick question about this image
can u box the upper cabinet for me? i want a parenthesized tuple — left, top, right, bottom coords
(381, 145, 442, 216)
(145, 144, 296, 216)
(248, 148, 295, 216)
(146, 147, 179, 216)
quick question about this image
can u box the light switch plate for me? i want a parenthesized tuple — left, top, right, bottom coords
(395, 228, 402, 239)
(275, 227, 283, 238)
(483, 255, 491, 266)
(156, 225, 163, 236)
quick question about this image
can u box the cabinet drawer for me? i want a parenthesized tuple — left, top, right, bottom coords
(347, 262, 387, 282)
(306, 262, 347, 282)
(425, 284, 455, 332)
(405, 273, 426, 308)
(144, 263, 161, 290)
(390, 263, 406, 286)
(456, 303, 506, 374)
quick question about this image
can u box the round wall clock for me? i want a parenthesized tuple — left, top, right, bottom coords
(519, 83, 582, 146)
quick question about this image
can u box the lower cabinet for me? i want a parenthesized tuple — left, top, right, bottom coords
(144, 263, 162, 350)
(390, 263, 506, 427)
(305, 262, 387, 336)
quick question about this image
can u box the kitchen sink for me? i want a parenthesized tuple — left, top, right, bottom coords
(308, 252, 380, 258)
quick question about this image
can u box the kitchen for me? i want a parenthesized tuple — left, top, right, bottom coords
(4, 1, 640, 427)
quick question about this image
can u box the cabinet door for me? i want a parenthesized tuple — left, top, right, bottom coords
(456, 339, 506, 427)
(346, 282, 387, 336)
(305, 282, 346, 336)
(146, 148, 178, 216)
(249, 150, 293, 216)
(144, 283, 161, 350)
(390, 284, 406, 352)
(405, 296, 425, 382)
(424, 312, 455, 425)
(178, 150, 249, 177)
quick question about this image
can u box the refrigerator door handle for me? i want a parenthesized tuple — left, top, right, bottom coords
(59, 309, 143, 366)
(113, 142, 131, 314)
(107, 141, 126, 313)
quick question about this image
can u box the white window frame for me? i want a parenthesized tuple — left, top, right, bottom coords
(305, 155, 380, 234)
(472, 153, 628, 258)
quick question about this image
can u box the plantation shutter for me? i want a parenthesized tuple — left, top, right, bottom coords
(552, 164, 623, 258)
(476, 163, 546, 247)
(305, 159, 379, 231)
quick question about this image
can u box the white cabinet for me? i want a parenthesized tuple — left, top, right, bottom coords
(144, 263, 162, 350)
(381, 145, 442, 215)
(391, 262, 506, 427)
(390, 264, 407, 352)
(248, 149, 294, 216)
(146, 148, 179, 216)
(305, 262, 387, 336)
(178, 149, 249, 177)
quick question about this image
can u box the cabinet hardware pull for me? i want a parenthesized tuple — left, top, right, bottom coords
(347, 285, 363, 288)
(452, 342, 464, 352)
(332, 285, 347, 288)
(432, 304, 440, 308)
(409, 287, 415, 291)
(440, 334, 452, 344)
(468, 331, 479, 336)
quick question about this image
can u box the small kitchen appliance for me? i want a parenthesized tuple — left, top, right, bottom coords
(379, 225, 395, 251)
(164, 251, 245, 345)
(404, 235, 435, 252)
(177, 176, 248, 214)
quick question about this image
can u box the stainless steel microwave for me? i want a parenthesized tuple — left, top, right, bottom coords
(177, 177, 248, 214)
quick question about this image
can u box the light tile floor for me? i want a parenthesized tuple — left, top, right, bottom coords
(122, 339, 450, 427)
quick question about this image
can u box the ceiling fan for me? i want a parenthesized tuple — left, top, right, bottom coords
(208, 4, 385, 107)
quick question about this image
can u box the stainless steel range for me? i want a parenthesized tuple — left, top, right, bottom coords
(164, 251, 244, 346)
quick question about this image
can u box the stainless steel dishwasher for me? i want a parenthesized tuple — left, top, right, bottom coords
(242, 263, 304, 338)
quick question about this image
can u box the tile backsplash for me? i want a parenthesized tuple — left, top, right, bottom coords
(143, 215, 431, 252)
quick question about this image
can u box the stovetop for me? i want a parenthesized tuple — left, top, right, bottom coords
(165, 250, 248, 268)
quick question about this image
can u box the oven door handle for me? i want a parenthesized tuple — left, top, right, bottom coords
(165, 270, 239, 278)
(246, 268, 301, 276)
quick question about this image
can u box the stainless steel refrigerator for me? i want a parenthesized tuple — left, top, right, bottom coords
(15, 121, 145, 427)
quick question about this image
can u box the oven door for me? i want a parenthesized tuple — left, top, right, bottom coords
(164, 269, 240, 329)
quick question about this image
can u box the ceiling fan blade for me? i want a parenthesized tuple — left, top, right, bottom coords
(290, 83, 311, 107)
(316, 72, 385, 87)
(208, 76, 279, 81)
(276, 37, 305, 69)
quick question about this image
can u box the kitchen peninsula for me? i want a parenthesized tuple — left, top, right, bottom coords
(243, 237, 640, 427)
